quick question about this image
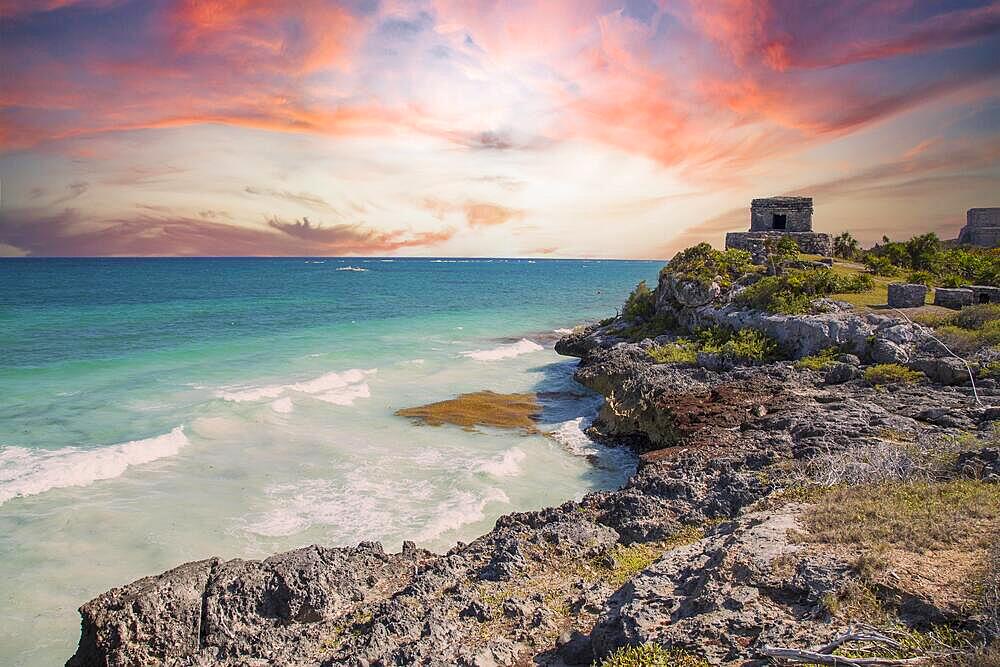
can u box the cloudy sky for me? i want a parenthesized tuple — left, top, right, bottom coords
(0, 0, 998, 258)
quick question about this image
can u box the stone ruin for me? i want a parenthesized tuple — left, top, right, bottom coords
(958, 208, 1000, 247)
(887, 283, 927, 309)
(725, 197, 833, 262)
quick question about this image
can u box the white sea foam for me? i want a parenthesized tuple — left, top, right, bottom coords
(270, 397, 294, 413)
(0, 427, 189, 504)
(461, 338, 543, 361)
(336, 266, 368, 272)
(476, 447, 526, 477)
(549, 417, 637, 473)
(216, 368, 376, 406)
(415, 487, 509, 541)
(246, 470, 510, 545)
(553, 328, 574, 335)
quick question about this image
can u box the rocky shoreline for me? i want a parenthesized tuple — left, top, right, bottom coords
(67, 269, 999, 666)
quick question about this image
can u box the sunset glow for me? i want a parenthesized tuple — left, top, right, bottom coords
(1, 0, 998, 257)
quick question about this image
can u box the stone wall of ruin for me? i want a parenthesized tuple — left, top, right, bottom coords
(750, 197, 813, 232)
(725, 231, 833, 262)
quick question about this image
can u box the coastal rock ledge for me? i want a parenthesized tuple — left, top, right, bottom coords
(69, 320, 1000, 666)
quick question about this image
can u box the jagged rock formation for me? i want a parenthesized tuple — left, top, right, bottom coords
(68, 319, 1000, 666)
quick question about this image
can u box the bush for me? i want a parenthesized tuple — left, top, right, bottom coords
(864, 254, 899, 276)
(864, 364, 924, 386)
(955, 303, 1000, 330)
(735, 269, 875, 314)
(599, 644, 709, 667)
(623, 280, 655, 320)
(906, 270, 934, 286)
(620, 312, 679, 342)
(796, 347, 837, 371)
(698, 326, 779, 362)
(663, 243, 754, 289)
(648, 339, 697, 365)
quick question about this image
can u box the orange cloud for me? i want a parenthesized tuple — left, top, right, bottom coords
(463, 203, 525, 227)
(0, 209, 455, 257)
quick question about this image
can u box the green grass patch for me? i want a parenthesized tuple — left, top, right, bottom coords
(864, 364, 924, 386)
(598, 644, 709, 667)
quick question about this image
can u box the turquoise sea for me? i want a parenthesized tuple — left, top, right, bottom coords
(0, 257, 661, 665)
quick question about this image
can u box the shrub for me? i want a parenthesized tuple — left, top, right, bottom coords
(864, 254, 899, 276)
(735, 269, 874, 314)
(623, 280, 655, 320)
(620, 312, 679, 342)
(599, 644, 709, 667)
(795, 347, 837, 371)
(955, 303, 1000, 330)
(663, 243, 754, 289)
(864, 364, 923, 386)
(698, 326, 779, 362)
(906, 270, 934, 286)
(648, 339, 697, 365)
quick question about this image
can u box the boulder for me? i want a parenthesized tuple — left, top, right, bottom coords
(589, 510, 851, 664)
(908, 357, 969, 386)
(871, 338, 911, 364)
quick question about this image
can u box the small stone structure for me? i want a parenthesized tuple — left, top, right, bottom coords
(934, 287, 973, 309)
(726, 196, 833, 262)
(958, 208, 1000, 247)
(887, 283, 927, 309)
(969, 285, 1000, 304)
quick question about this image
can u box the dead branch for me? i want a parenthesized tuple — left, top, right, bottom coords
(760, 646, 930, 666)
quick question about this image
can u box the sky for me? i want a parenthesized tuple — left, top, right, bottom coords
(0, 0, 998, 258)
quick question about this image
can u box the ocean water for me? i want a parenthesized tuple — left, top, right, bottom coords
(0, 257, 661, 665)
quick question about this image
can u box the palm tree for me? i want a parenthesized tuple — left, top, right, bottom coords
(834, 231, 860, 260)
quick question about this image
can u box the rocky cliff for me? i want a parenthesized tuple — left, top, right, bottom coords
(68, 270, 1000, 666)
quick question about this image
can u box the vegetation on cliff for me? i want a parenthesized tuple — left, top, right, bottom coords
(833, 230, 1000, 287)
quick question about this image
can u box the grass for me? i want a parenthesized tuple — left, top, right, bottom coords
(797, 480, 1000, 552)
(864, 363, 924, 386)
(395, 391, 541, 433)
(592, 527, 707, 587)
(795, 347, 838, 371)
(598, 644, 709, 667)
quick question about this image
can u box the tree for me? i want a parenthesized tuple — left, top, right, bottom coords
(833, 231, 859, 260)
(905, 233, 941, 271)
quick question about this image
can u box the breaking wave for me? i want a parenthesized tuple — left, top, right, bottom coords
(0, 427, 190, 504)
(216, 368, 376, 406)
(460, 338, 543, 361)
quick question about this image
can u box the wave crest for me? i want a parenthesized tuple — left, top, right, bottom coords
(461, 338, 542, 361)
(0, 427, 189, 504)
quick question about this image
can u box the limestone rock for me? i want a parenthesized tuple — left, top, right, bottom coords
(589, 509, 849, 664)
